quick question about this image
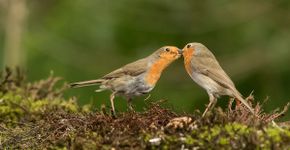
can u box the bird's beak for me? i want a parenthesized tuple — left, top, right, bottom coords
(178, 49, 183, 55)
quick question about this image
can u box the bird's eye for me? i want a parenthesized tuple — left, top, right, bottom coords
(165, 48, 170, 52)
(187, 44, 191, 48)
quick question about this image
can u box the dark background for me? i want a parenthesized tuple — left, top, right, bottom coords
(0, 0, 289, 120)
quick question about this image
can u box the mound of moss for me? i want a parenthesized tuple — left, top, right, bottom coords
(0, 68, 289, 149)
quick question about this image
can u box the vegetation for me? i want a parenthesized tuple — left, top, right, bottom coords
(0, 69, 289, 149)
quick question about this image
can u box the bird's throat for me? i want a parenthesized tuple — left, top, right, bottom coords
(145, 58, 172, 86)
(183, 49, 194, 75)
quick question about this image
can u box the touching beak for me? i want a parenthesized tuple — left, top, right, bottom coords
(178, 49, 183, 55)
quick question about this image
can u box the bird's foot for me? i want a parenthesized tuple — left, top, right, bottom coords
(110, 109, 116, 118)
(272, 120, 285, 132)
(202, 110, 209, 118)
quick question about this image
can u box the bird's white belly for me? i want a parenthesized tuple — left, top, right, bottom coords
(189, 71, 221, 94)
(111, 74, 154, 97)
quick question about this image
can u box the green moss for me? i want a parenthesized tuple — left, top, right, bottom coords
(210, 125, 222, 137)
(184, 135, 195, 145)
(285, 129, 290, 137)
(219, 137, 229, 145)
(29, 98, 49, 112)
(53, 147, 68, 150)
(224, 124, 236, 137)
(265, 128, 282, 142)
(198, 128, 210, 140)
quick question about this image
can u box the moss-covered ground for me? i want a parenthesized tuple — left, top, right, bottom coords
(0, 68, 289, 149)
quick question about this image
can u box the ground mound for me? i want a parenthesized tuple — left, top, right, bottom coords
(0, 68, 289, 149)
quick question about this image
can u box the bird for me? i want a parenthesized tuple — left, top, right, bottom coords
(181, 42, 254, 117)
(70, 46, 182, 115)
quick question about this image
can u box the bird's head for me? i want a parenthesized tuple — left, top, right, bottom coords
(182, 42, 210, 57)
(153, 46, 182, 61)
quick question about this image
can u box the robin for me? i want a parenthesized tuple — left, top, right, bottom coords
(181, 42, 254, 117)
(70, 46, 182, 115)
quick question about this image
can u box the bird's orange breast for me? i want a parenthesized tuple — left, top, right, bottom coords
(183, 49, 194, 76)
(145, 59, 170, 86)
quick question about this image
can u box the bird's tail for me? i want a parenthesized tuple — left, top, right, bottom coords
(234, 93, 255, 114)
(69, 79, 104, 88)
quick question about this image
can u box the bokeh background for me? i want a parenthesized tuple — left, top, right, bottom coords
(0, 0, 289, 120)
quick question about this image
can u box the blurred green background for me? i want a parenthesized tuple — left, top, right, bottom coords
(0, 0, 289, 119)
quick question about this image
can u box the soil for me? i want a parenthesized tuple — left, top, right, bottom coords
(0, 68, 289, 149)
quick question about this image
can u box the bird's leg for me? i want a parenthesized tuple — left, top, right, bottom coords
(144, 94, 151, 101)
(202, 94, 217, 117)
(228, 97, 235, 111)
(126, 98, 134, 112)
(209, 96, 218, 111)
(110, 92, 116, 116)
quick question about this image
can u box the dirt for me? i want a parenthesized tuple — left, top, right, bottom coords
(0, 68, 289, 149)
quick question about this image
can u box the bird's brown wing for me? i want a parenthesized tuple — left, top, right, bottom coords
(190, 53, 254, 113)
(191, 56, 236, 90)
(102, 58, 149, 79)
